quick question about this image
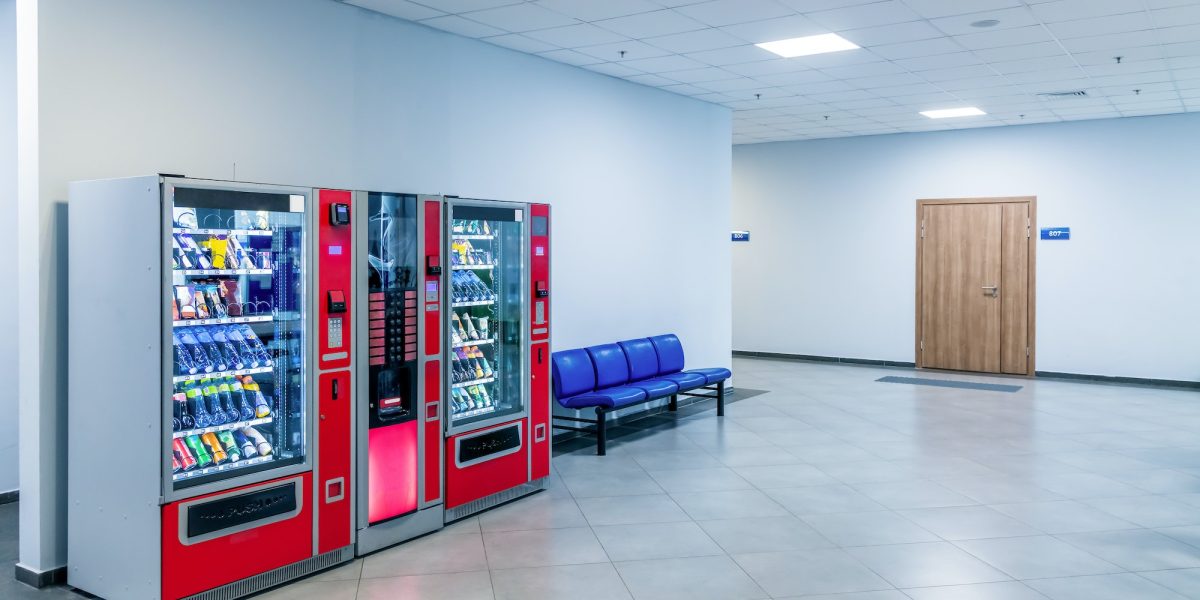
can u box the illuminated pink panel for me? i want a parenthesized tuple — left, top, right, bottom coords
(367, 421, 418, 523)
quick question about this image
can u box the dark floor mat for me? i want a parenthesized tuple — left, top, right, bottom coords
(877, 375, 1022, 393)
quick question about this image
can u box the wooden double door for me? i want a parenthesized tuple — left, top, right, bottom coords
(916, 197, 1036, 375)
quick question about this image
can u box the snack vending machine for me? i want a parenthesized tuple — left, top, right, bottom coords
(354, 191, 445, 553)
(443, 198, 551, 520)
(68, 177, 355, 600)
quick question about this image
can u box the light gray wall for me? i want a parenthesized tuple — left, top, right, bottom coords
(733, 113, 1200, 382)
(0, 0, 16, 496)
(29, 0, 732, 569)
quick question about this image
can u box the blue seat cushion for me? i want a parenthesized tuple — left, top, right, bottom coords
(557, 386, 647, 410)
(587, 343, 631, 388)
(627, 377, 679, 399)
(686, 367, 732, 385)
(649, 334, 685, 375)
(659, 372, 706, 390)
(552, 349, 596, 398)
(618, 338, 659, 380)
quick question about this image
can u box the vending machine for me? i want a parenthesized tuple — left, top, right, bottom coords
(67, 177, 355, 600)
(353, 191, 445, 553)
(443, 198, 552, 520)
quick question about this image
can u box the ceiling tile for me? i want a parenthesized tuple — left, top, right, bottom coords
(462, 3, 579, 31)
(410, 0, 521, 12)
(584, 62, 646, 77)
(346, 0, 446, 20)
(685, 45, 779, 65)
(482, 33, 560, 53)
(902, 0, 1022, 19)
(896, 51, 983, 71)
(419, 14, 507, 36)
(659, 82, 714, 95)
(1154, 23, 1200, 44)
(839, 20, 943, 46)
(676, 0, 795, 26)
(625, 72, 683, 85)
(843, 72, 926, 88)
(1150, 4, 1200, 26)
(821, 61, 907, 78)
(596, 9, 708, 38)
(755, 69, 836, 85)
(869, 37, 964, 59)
(805, 0, 923, 31)
(872, 82, 948, 96)
(524, 23, 630, 46)
(621, 54, 709, 72)
(1058, 29, 1160, 52)
(533, 0, 661, 21)
(535, 48, 606, 66)
(645, 28, 746, 53)
(659, 66, 741, 82)
(953, 25, 1054, 49)
(1047, 12, 1153, 40)
(972, 42, 1065, 62)
(1030, 0, 1146, 22)
(929, 6, 1040, 35)
(696, 77, 768, 92)
(722, 58, 812, 76)
(720, 15, 827, 43)
(574, 40, 672, 61)
(990, 54, 1079, 74)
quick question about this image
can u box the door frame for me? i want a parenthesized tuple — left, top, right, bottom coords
(915, 196, 1037, 376)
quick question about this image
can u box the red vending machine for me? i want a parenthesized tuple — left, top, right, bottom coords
(443, 198, 552, 520)
(353, 191, 445, 553)
(67, 177, 355, 600)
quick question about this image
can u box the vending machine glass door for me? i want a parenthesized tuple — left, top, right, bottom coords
(167, 184, 308, 493)
(446, 202, 526, 432)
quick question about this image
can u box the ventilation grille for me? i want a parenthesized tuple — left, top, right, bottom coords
(184, 547, 353, 600)
(444, 479, 546, 522)
(1038, 90, 1089, 99)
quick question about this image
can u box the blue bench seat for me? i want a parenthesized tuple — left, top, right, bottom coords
(551, 334, 731, 455)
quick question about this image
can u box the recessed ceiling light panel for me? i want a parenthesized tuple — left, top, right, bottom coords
(920, 107, 986, 119)
(755, 33, 860, 58)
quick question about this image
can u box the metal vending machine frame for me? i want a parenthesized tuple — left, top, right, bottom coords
(67, 177, 355, 600)
(353, 192, 446, 553)
(442, 198, 552, 521)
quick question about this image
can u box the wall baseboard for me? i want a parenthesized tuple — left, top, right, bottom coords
(14, 564, 67, 589)
(733, 350, 1200, 390)
(0, 490, 16, 505)
(733, 350, 916, 368)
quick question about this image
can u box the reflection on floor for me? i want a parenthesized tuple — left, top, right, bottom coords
(10, 357, 1200, 599)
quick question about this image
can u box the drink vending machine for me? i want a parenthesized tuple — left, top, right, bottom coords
(68, 177, 355, 600)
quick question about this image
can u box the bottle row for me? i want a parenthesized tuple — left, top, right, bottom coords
(173, 376, 272, 431)
(174, 324, 274, 376)
(452, 346, 494, 383)
(452, 271, 495, 303)
(450, 385, 496, 415)
(450, 239, 495, 267)
(173, 232, 272, 271)
(174, 280, 270, 321)
(452, 220, 493, 236)
(451, 312, 490, 344)
(172, 427, 273, 473)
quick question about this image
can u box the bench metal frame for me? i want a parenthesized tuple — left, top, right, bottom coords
(552, 381, 725, 456)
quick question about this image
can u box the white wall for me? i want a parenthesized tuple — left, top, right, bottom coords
(26, 0, 731, 569)
(0, 0, 16, 496)
(733, 113, 1200, 383)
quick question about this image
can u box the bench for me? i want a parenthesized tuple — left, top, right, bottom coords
(551, 334, 732, 455)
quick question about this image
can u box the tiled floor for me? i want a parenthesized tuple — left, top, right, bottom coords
(10, 357, 1200, 598)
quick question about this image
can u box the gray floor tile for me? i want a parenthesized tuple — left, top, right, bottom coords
(708, 445, 806, 467)
(780, 592, 910, 600)
(670, 489, 790, 520)
(478, 494, 587, 531)
(901, 581, 1049, 600)
(802, 510, 940, 547)
(937, 475, 1064, 504)
(1034, 472, 1148, 499)
(1158, 525, 1200, 549)
(310, 559, 363, 582)
(577, 494, 690, 526)
(559, 467, 665, 498)
(361, 532, 488, 578)
(255, 579, 358, 600)
(614, 555, 769, 600)
(1057, 529, 1200, 571)
(953, 536, 1123, 579)
(1107, 469, 1200, 494)
(1138, 568, 1200, 597)
(593, 521, 724, 561)
(764, 484, 886, 515)
(356, 571, 494, 600)
(847, 541, 1010, 588)
(732, 463, 837, 488)
(1084, 495, 1200, 528)
(631, 449, 725, 471)
(990, 500, 1139, 534)
(697, 516, 833, 554)
(646, 467, 753, 493)
(732, 548, 893, 597)
(897, 505, 1042, 540)
(817, 460, 918, 484)
(853, 479, 978, 509)
(483, 527, 608, 569)
(491, 563, 633, 600)
(1025, 573, 1187, 600)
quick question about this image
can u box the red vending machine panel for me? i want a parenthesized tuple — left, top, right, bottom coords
(424, 199, 443, 506)
(529, 203, 551, 481)
(445, 420, 529, 509)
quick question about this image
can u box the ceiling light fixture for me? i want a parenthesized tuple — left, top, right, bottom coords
(970, 19, 1000, 28)
(755, 33, 859, 58)
(920, 107, 986, 119)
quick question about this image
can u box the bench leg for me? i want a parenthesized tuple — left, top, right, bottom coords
(716, 381, 725, 417)
(595, 407, 607, 456)
(668, 394, 677, 412)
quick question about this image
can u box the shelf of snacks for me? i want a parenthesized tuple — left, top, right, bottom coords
(177, 268, 271, 276)
(453, 338, 493, 349)
(452, 299, 494, 308)
(173, 227, 273, 237)
(174, 315, 272, 328)
(452, 234, 494, 241)
(452, 376, 494, 389)
(173, 455, 273, 481)
(174, 365, 273, 384)
(452, 405, 496, 419)
(173, 417, 273, 439)
(452, 264, 494, 270)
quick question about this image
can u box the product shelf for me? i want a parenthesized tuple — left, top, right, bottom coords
(452, 234, 494, 241)
(174, 365, 273, 384)
(453, 338, 494, 349)
(177, 268, 272, 277)
(452, 405, 496, 419)
(173, 454, 274, 481)
(173, 315, 273, 328)
(451, 264, 495, 270)
(452, 299, 495, 308)
(173, 417, 273, 439)
(173, 227, 273, 237)
(452, 376, 495, 389)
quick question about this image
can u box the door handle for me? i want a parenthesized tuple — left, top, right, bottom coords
(982, 285, 999, 297)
